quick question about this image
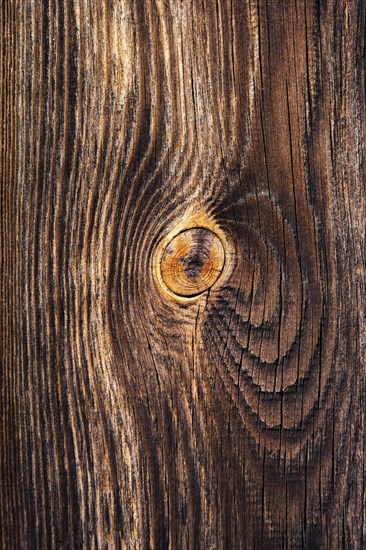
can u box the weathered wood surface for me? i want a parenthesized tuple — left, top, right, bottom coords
(1, 1, 366, 548)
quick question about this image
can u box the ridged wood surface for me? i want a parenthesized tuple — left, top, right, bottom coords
(1, 0, 366, 548)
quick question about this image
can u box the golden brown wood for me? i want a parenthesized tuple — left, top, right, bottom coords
(160, 228, 225, 297)
(1, 0, 366, 548)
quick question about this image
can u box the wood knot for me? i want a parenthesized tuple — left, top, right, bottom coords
(160, 227, 225, 297)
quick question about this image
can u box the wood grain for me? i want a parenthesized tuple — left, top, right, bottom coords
(160, 227, 225, 297)
(1, 0, 366, 548)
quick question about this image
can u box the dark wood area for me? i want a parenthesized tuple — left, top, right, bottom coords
(1, 1, 366, 548)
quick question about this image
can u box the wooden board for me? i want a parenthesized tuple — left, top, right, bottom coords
(1, 1, 366, 547)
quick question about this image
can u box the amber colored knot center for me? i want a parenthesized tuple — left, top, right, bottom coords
(160, 227, 225, 297)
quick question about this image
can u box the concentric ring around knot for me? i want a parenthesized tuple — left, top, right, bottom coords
(160, 227, 225, 297)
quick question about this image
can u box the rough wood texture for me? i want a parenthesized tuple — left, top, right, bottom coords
(160, 228, 225, 297)
(1, 1, 366, 548)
